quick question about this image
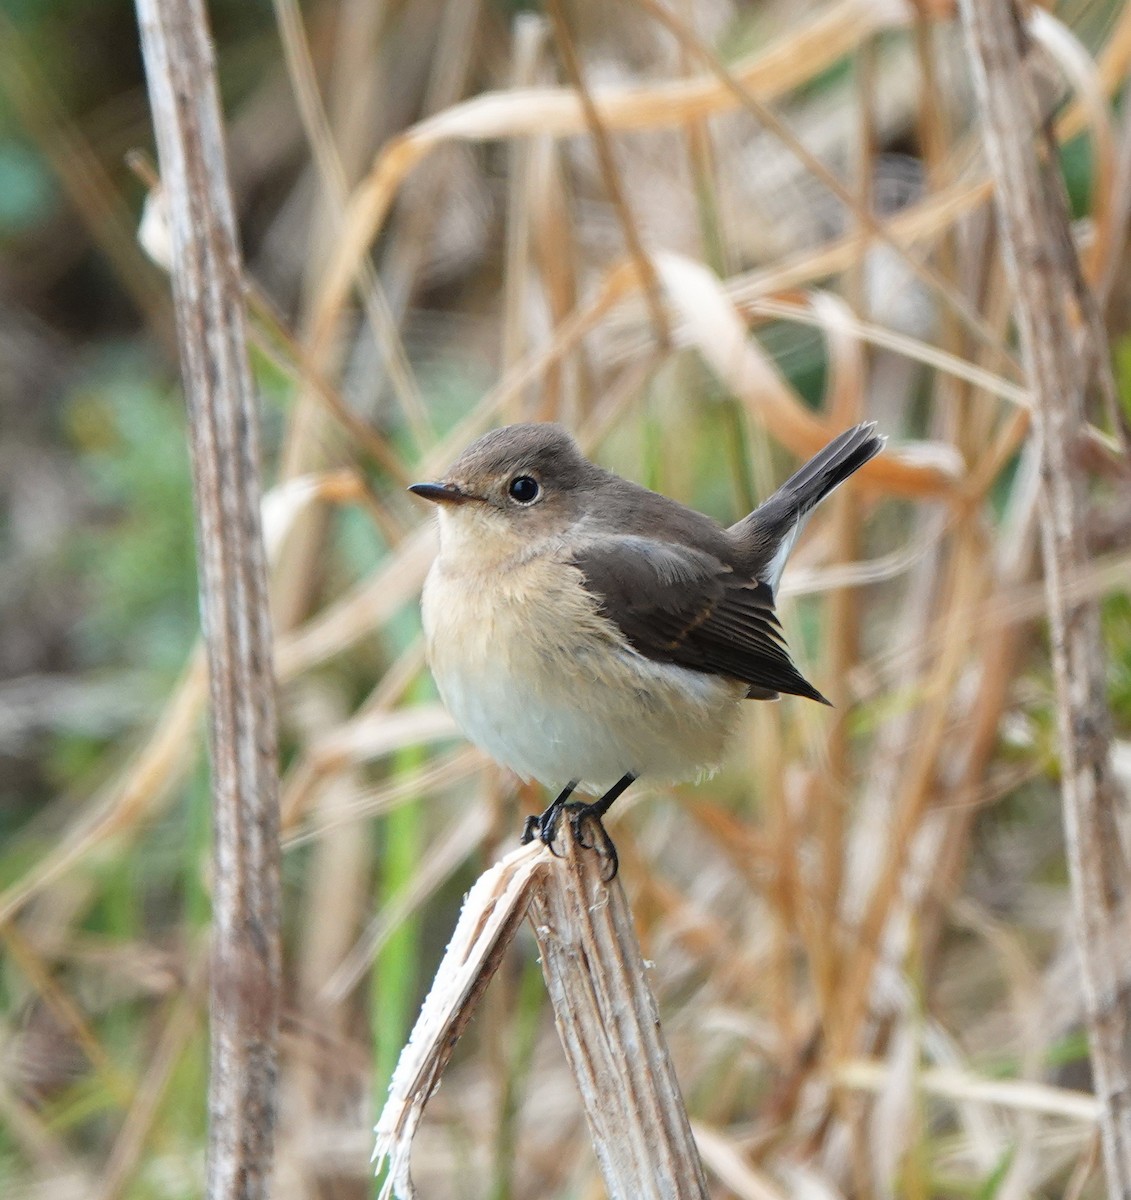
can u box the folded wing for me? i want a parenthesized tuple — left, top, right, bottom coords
(570, 536, 829, 704)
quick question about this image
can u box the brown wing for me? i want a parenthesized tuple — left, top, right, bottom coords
(569, 536, 829, 703)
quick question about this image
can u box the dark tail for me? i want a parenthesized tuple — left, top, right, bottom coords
(730, 422, 885, 591)
(773, 422, 884, 517)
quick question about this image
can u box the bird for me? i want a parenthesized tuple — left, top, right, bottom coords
(409, 421, 884, 877)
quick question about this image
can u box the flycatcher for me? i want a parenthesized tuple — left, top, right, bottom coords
(410, 421, 883, 876)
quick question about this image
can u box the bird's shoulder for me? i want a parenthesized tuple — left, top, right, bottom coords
(572, 474, 742, 567)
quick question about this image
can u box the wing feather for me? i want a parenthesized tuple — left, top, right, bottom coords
(569, 536, 829, 704)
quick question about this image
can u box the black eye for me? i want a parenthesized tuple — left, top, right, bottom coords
(507, 475, 540, 504)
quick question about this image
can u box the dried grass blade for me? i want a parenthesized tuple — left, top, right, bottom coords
(372, 842, 549, 1199)
(547, 0, 669, 346)
(747, 295, 1031, 410)
(807, 290, 864, 426)
(629, 0, 1018, 375)
(284, 747, 483, 844)
(133, 169, 413, 482)
(323, 803, 492, 1005)
(729, 178, 996, 305)
(261, 471, 367, 562)
(837, 1060, 1101, 1122)
(653, 252, 963, 497)
(419, 267, 636, 476)
(690, 1122, 788, 1200)
(271, 0, 430, 454)
(94, 972, 202, 1200)
(501, 13, 550, 389)
(0, 649, 208, 927)
(312, 0, 901, 350)
(0, 471, 368, 926)
(275, 526, 436, 680)
(307, 703, 458, 772)
(959, 1, 1131, 1190)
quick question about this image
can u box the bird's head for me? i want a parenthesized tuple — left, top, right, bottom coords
(409, 423, 600, 563)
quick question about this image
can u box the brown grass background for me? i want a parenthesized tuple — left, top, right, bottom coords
(2, 0, 1131, 1197)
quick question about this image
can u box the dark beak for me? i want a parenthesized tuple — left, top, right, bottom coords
(408, 481, 471, 505)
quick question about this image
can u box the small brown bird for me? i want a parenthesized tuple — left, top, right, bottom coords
(410, 421, 883, 876)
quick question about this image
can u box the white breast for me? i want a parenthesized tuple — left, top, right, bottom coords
(420, 544, 746, 795)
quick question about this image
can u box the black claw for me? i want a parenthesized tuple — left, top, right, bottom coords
(520, 782, 576, 852)
(519, 774, 634, 882)
(567, 804, 619, 881)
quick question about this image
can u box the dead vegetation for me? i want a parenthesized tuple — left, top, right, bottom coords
(2, 1, 1131, 1198)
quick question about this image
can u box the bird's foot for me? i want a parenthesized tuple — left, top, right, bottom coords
(521, 787, 571, 848)
(521, 774, 634, 881)
(521, 798, 619, 882)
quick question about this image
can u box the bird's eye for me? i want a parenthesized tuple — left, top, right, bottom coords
(507, 475, 540, 504)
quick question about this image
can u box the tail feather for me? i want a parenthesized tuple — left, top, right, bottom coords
(775, 422, 884, 517)
(730, 422, 885, 592)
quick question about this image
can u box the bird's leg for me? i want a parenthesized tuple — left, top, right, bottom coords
(566, 773, 637, 882)
(521, 781, 578, 847)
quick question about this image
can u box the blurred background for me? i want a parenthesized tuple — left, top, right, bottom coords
(2, 0, 1131, 1196)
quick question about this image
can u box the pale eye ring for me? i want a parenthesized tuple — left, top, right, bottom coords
(507, 475, 540, 505)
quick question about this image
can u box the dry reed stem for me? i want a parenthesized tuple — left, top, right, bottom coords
(268, 0, 420, 639)
(377, 0, 485, 324)
(1028, 9, 1116, 286)
(529, 133, 584, 422)
(376, 829, 710, 1199)
(959, 2, 1131, 1195)
(673, 0, 729, 277)
(837, 535, 987, 1053)
(502, 13, 550, 392)
(1097, 77, 1131, 307)
(529, 822, 711, 1200)
(287, 687, 372, 1192)
(829, 212, 1026, 1080)
(547, 0, 670, 348)
(136, 3, 282, 1199)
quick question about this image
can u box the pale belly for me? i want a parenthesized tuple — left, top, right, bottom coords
(421, 555, 746, 794)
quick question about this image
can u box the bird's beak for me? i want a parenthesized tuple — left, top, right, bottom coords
(408, 481, 471, 505)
